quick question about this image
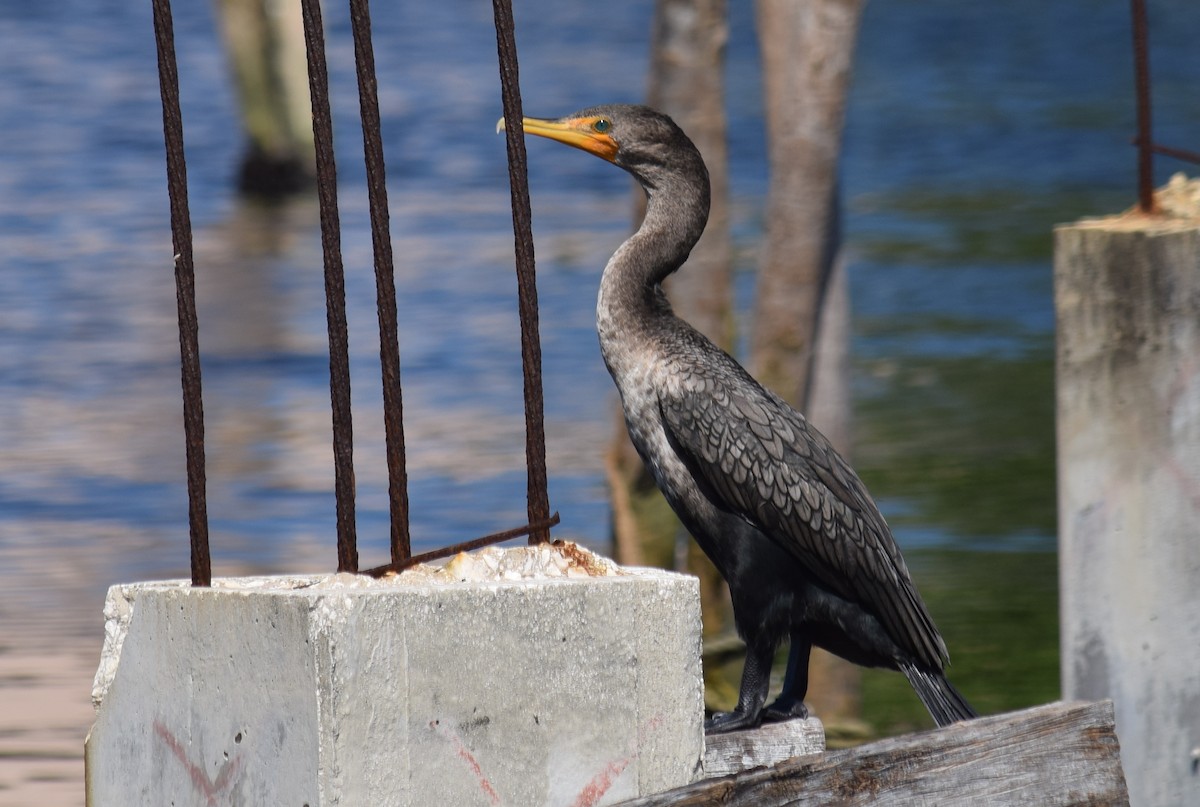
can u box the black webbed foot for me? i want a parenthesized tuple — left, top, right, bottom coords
(705, 708, 764, 734)
(706, 638, 774, 735)
(761, 637, 812, 723)
(762, 695, 809, 722)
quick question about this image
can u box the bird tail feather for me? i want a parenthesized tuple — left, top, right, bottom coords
(901, 665, 977, 727)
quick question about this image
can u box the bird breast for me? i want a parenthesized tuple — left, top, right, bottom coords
(599, 322, 723, 530)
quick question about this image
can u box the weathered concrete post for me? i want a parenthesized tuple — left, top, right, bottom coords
(1055, 174, 1200, 807)
(84, 545, 704, 806)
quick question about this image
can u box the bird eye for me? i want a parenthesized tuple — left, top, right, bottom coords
(592, 118, 611, 134)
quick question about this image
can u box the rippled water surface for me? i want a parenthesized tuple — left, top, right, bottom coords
(2, 0, 1198, 658)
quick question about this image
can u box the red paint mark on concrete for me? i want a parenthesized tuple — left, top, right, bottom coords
(422, 711, 665, 806)
(153, 720, 242, 806)
(431, 719, 501, 806)
(1165, 454, 1200, 510)
(568, 712, 663, 807)
(641, 714, 664, 733)
(570, 756, 631, 807)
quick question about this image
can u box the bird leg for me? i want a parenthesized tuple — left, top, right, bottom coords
(704, 639, 773, 734)
(764, 637, 811, 721)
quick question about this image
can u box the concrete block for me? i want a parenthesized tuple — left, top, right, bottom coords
(85, 544, 704, 806)
(1056, 177, 1200, 807)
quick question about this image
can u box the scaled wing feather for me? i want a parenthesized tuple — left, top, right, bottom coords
(658, 353, 948, 670)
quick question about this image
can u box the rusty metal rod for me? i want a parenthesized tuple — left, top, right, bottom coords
(348, 0, 412, 565)
(1130, 0, 1155, 212)
(361, 513, 562, 578)
(491, 0, 553, 545)
(151, 0, 211, 587)
(1133, 139, 1200, 167)
(301, 0, 359, 573)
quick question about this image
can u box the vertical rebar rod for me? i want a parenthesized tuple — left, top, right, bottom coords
(301, 0, 359, 572)
(1131, 0, 1154, 213)
(348, 0, 411, 564)
(491, 0, 552, 544)
(151, 0, 211, 587)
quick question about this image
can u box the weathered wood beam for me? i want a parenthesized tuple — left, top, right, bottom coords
(703, 716, 825, 778)
(618, 700, 1128, 806)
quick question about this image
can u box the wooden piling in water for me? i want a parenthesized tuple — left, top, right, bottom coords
(1055, 174, 1200, 807)
(214, 0, 314, 194)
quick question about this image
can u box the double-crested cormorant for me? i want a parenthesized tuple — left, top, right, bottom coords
(512, 104, 975, 732)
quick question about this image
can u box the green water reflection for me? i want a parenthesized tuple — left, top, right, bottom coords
(855, 339, 1056, 543)
(827, 179, 1078, 734)
(863, 549, 1060, 734)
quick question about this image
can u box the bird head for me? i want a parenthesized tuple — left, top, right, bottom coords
(499, 104, 706, 192)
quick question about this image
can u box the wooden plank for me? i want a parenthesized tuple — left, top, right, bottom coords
(619, 701, 1128, 806)
(703, 717, 825, 778)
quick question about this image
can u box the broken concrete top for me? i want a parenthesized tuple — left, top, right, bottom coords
(1066, 173, 1200, 232)
(111, 542, 652, 597)
(400, 540, 629, 584)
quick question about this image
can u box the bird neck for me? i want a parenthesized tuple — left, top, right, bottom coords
(597, 170, 710, 349)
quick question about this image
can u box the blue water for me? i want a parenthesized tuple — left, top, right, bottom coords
(1, 0, 1198, 639)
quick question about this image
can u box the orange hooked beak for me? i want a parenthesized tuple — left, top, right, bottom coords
(497, 115, 619, 162)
